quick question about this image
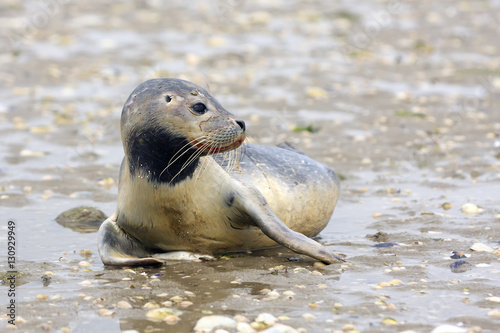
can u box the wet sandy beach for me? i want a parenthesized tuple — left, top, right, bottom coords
(1, 1, 500, 332)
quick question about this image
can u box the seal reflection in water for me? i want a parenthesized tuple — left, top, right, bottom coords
(98, 78, 343, 266)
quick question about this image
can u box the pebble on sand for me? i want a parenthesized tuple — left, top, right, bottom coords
(488, 309, 500, 318)
(98, 309, 115, 317)
(486, 296, 500, 303)
(236, 322, 254, 333)
(261, 323, 299, 333)
(301, 313, 316, 321)
(470, 243, 494, 253)
(381, 317, 399, 325)
(194, 315, 236, 333)
(342, 323, 356, 331)
(78, 261, 91, 267)
(79, 280, 92, 286)
(461, 203, 483, 215)
(430, 324, 467, 333)
(146, 307, 182, 321)
(255, 313, 277, 326)
(117, 301, 132, 309)
(143, 302, 159, 309)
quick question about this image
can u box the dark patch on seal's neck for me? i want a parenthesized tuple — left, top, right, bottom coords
(127, 126, 199, 185)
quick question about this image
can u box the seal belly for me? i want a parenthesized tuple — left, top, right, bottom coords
(237, 144, 340, 237)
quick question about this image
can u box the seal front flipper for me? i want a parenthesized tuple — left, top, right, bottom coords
(97, 217, 163, 266)
(235, 185, 344, 264)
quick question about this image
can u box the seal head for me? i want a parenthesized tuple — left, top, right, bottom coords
(122, 79, 245, 185)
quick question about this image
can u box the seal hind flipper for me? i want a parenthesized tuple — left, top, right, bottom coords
(97, 217, 163, 266)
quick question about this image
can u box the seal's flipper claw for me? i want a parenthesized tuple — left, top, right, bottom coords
(97, 218, 163, 266)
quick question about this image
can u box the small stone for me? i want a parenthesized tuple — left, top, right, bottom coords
(389, 279, 403, 286)
(342, 324, 356, 331)
(306, 87, 328, 99)
(442, 203, 453, 210)
(381, 317, 399, 325)
(283, 291, 295, 297)
(256, 313, 277, 326)
(488, 309, 500, 318)
(293, 267, 310, 274)
(117, 301, 132, 309)
(301, 313, 316, 321)
(461, 203, 482, 215)
(486, 296, 500, 303)
(476, 263, 491, 268)
(55, 206, 107, 225)
(261, 323, 299, 333)
(78, 261, 91, 267)
(170, 295, 184, 302)
(164, 315, 180, 325)
(431, 324, 467, 333)
(36, 294, 49, 300)
(79, 280, 92, 286)
(470, 243, 494, 252)
(236, 322, 254, 333)
(309, 302, 319, 309)
(143, 302, 159, 309)
(206, 36, 226, 47)
(180, 301, 193, 308)
(146, 308, 182, 321)
(194, 315, 236, 333)
(98, 309, 115, 317)
(37, 322, 53, 331)
(234, 315, 248, 322)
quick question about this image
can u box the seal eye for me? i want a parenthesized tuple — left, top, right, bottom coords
(191, 103, 207, 115)
(165, 95, 172, 103)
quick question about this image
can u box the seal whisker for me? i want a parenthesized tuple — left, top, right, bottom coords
(159, 136, 210, 179)
(168, 147, 206, 186)
(165, 136, 209, 169)
(165, 136, 215, 185)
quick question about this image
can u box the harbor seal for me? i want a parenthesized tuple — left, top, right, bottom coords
(97, 78, 343, 266)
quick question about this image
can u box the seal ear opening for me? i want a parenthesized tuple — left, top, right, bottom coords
(165, 95, 172, 103)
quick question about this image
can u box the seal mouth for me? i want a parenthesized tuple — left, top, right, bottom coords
(192, 134, 246, 155)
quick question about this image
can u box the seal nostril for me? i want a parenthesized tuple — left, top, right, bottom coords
(236, 120, 245, 131)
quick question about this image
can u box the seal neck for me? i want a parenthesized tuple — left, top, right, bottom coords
(126, 128, 199, 185)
